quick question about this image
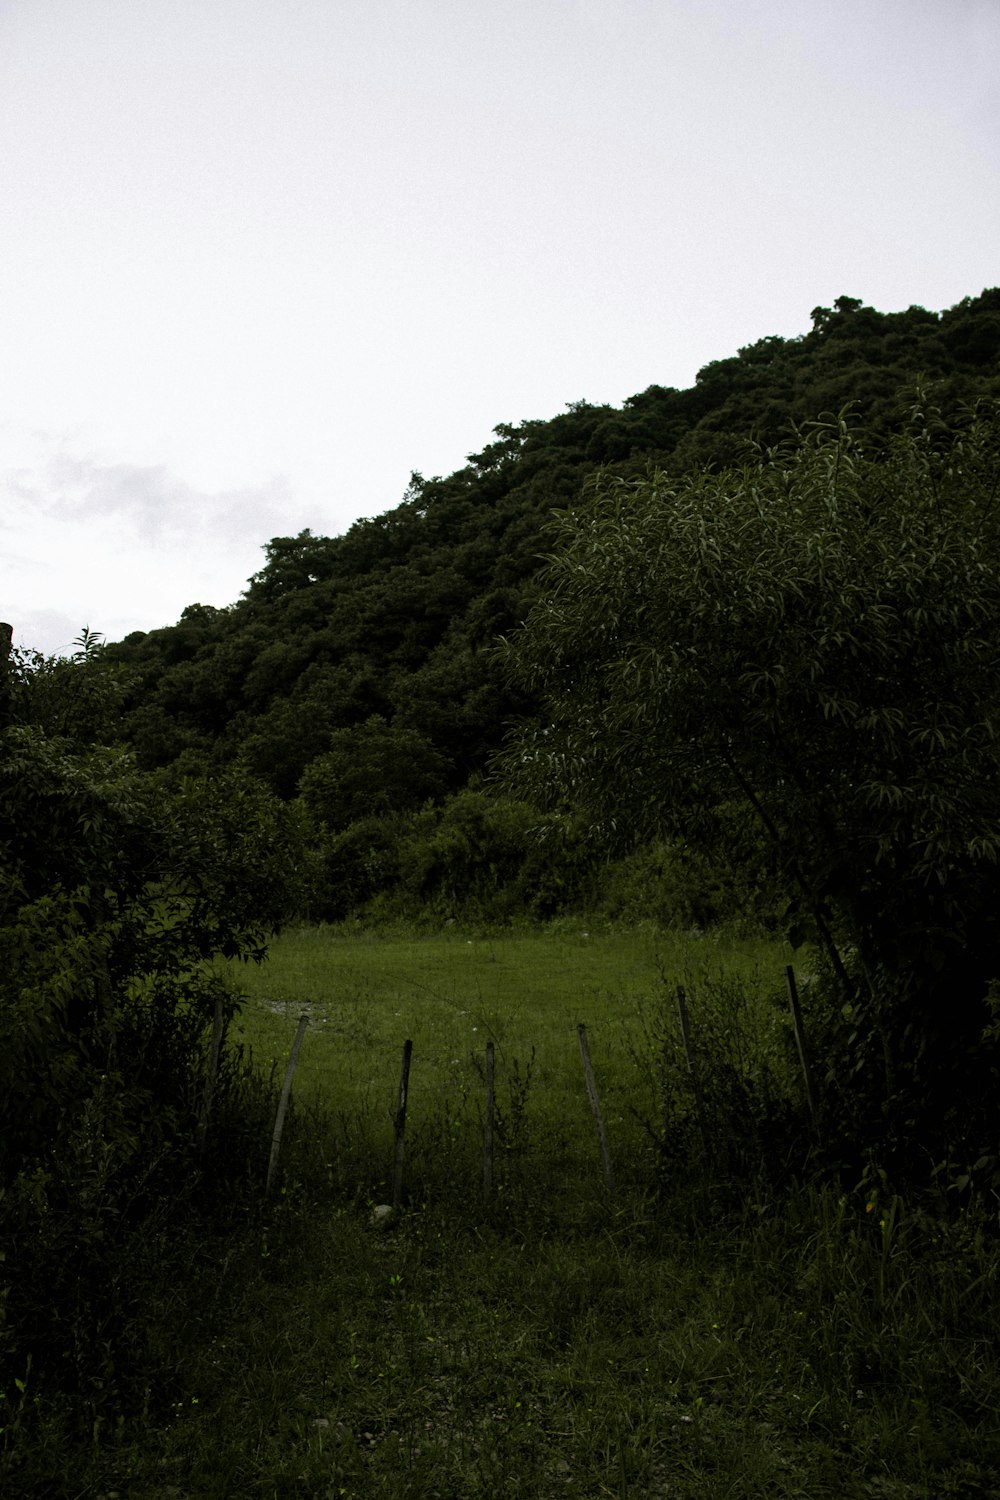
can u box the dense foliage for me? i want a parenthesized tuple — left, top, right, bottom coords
(498, 398, 1000, 1175)
(0, 630, 302, 1410)
(93, 290, 1000, 933)
(106, 291, 1000, 807)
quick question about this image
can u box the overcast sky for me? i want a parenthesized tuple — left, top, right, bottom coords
(2, 0, 998, 656)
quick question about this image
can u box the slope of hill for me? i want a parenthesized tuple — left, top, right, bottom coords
(107, 289, 1000, 813)
(101, 283, 1000, 924)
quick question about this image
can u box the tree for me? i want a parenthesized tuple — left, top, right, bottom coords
(0, 639, 305, 1400)
(497, 399, 1000, 1166)
(298, 715, 449, 830)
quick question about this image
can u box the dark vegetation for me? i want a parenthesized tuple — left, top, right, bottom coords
(0, 624, 302, 1439)
(105, 290, 1000, 822)
(3, 288, 1000, 1493)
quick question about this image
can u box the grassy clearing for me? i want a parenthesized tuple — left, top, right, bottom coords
(220, 922, 790, 1206)
(4, 923, 999, 1498)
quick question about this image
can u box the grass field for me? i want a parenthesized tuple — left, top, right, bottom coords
(220, 921, 793, 1208)
(6, 923, 999, 1498)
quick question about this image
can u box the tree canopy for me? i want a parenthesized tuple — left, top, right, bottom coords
(0, 633, 304, 1393)
(497, 397, 1000, 1163)
(104, 290, 1000, 807)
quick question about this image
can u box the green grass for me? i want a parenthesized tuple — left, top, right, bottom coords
(220, 922, 792, 1205)
(5, 922, 999, 1498)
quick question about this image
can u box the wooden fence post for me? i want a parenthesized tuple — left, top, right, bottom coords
(675, 986, 710, 1160)
(0, 622, 12, 729)
(785, 965, 818, 1129)
(483, 1041, 495, 1205)
(577, 1023, 615, 1194)
(392, 1040, 413, 1215)
(196, 992, 226, 1153)
(266, 1014, 309, 1195)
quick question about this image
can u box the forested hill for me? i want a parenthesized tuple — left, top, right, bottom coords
(106, 289, 1000, 802)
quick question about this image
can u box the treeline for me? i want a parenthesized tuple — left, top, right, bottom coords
(92, 289, 1000, 924)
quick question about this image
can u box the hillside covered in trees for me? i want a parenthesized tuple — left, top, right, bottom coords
(91, 290, 1000, 918)
(106, 291, 1000, 800)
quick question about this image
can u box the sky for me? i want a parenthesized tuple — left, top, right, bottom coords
(1, 0, 998, 656)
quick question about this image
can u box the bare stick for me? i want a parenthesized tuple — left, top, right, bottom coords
(265, 1014, 309, 1195)
(483, 1040, 495, 1205)
(675, 986, 710, 1160)
(785, 965, 818, 1129)
(196, 992, 226, 1153)
(0, 622, 11, 728)
(392, 1040, 413, 1215)
(577, 1023, 615, 1194)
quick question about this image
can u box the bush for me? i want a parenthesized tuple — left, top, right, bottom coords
(632, 966, 806, 1201)
(596, 838, 780, 932)
(499, 400, 1000, 1172)
(395, 790, 596, 920)
(0, 644, 300, 1417)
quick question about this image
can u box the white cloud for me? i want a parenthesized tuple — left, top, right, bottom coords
(28, 451, 291, 547)
(1, 429, 293, 654)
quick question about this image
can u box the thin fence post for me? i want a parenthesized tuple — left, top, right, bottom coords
(0, 622, 11, 729)
(577, 1023, 615, 1194)
(392, 1040, 413, 1215)
(196, 992, 226, 1153)
(483, 1041, 495, 1205)
(675, 986, 710, 1161)
(785, 965, 818, 1129)
(266, 1014, 309, 1195)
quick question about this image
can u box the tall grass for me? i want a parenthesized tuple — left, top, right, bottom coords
(3, 921, 998, 1498)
